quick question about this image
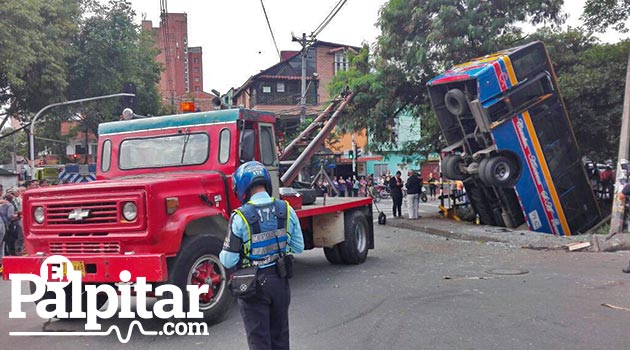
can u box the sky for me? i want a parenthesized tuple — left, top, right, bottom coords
(127, 0, 629, 94)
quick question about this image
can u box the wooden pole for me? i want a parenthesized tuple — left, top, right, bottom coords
(609, 52, 630, 234)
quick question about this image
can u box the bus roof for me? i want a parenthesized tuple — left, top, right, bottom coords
(426, 41, 540, 86)
(98, 108, 275, 135)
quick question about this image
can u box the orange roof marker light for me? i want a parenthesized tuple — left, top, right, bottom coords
(180, 101, 196, 112)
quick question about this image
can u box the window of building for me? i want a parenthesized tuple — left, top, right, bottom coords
(277, 82, 285, 93)
(195, 86, 200, 91)
(262, 86, 271, 93)
(193, 67, 199, 73)
(194, 77, 199, 82)
(334, 50, 348, 75)
(193, 58, 199, 63)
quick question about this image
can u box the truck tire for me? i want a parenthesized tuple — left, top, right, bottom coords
(324, 245, 344, 265)
(166, 235, 233, 324)
(30, 283, 108, 318)
(444, 89, 469, 116)
(443, 155, 468, 180)
(339, 210, 369, 264)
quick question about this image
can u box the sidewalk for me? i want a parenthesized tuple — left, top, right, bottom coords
(384, 211, 593, 251)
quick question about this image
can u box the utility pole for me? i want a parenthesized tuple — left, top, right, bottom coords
(293, 33, 314, 123)
(351, 133, 356, 177)
(610, 52, 630, 234)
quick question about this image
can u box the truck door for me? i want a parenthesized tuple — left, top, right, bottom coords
(259, 123, 280, 198)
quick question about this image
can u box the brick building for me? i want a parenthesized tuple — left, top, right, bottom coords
(142, 13, 215, 111)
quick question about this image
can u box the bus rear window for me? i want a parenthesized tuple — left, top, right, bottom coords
(119, 133, 209, 170)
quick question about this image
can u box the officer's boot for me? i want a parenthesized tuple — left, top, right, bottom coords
(623, 260, 630, 273)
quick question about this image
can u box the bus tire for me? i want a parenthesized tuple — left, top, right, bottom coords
(483, 156, 519, 188)
(166, 235, 233, 324)
(339, 210, 369, 264)
(445, 89, 469, 116)
(443, 155, 468, 180)
(324, 245, 344, 265)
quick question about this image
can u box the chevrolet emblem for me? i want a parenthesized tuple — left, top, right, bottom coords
(68, 208, 90, 221)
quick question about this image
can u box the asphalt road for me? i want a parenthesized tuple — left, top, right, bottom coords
(2, 202, 630, 349)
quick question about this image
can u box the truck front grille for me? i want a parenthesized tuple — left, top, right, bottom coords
(49, 241, 121, 254)
(47, 202, 118, 225)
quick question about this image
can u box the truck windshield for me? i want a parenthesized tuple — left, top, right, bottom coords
(119, 133, 209, 170)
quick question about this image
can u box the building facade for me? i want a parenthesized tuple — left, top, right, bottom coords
(142, 13, 212, 110)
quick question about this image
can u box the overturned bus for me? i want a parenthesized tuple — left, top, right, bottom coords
(427, 41, 601, 236)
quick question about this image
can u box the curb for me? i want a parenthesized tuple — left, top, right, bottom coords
(386, 218, 508, 243)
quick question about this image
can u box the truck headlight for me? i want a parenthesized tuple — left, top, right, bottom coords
(34, 206, 45, 224)
(122, 202, 137, 221)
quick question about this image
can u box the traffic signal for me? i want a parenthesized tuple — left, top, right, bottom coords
(356, 148, 362, 159)
(348, 150, 354, 159)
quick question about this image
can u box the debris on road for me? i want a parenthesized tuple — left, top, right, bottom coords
(601, 303, 630, 312)
(567, 242, 591, 251)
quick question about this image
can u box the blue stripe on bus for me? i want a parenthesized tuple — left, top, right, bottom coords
(491, 116, 558, 234)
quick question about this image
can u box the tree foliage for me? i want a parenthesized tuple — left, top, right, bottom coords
(582, 0, 630, 33)
(557, 41, 630, 161)
(66, 0, 162, 135)
(0, 0, 83, 112)
(331, 0, 564, 153)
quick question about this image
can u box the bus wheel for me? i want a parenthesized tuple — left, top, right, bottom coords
(444, 89, 469, 116)
(443, 155, 468, 180)
(483, 156, 519, 188)
(166, 235, 233, 324)
(324, 245, 344, 265)
(339, 210, 369, 264)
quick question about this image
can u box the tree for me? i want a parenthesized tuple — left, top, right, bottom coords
(331, 0, 565, 152)
(0, 0, 83, 114)
(557, 41, 630, 160)
(582, 0, 630, 33)
(66, 0, 162, 136)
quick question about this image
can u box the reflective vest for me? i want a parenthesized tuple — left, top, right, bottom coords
(234, 199, 291, 267)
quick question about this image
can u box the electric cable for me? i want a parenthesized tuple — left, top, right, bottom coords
(260, 0, 281, 60)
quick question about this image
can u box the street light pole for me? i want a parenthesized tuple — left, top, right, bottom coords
(29, 93, 135, 178)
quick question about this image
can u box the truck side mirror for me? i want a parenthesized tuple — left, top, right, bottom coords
(240, 129, 255, 163)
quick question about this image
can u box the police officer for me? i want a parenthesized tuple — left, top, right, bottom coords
(220, 161, 304, 350)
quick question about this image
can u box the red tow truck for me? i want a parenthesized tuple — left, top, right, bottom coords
(2, 93, 374, 323)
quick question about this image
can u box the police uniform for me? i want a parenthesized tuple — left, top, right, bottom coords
(220, 191, 304, 350)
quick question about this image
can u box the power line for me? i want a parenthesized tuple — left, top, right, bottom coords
(260, 0, 281, 60)
(311, 0, 348, 38)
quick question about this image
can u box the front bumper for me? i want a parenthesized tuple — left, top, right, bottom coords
(1, 254, 168, 282)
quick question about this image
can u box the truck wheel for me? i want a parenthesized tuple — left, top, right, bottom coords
(167, 235, 233, 324)
(339, 210, 369, 264)
(444, 89, 469, 116)
(30, 283, 108, 318)
(323, 245, 344, 265)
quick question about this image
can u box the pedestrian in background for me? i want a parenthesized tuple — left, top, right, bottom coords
(338, 177, 346, 197)
(428, 173, 437, 200)
(346, 177, 353, 197)
(359, 176, 367, 197)
(406, 170, 421, 219)
(352, 176, 359, 197)
(389, 171, 403, 218)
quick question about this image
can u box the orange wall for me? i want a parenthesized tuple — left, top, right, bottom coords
(328, 129, 367, 152)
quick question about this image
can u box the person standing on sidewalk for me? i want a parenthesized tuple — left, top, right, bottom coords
(406, 170, 422, 219)
(428, 173, 437, 200)
(389, 171, 403, 218)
